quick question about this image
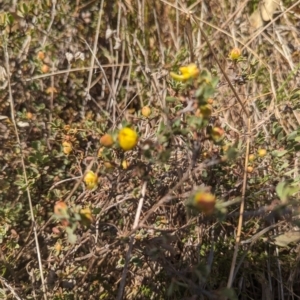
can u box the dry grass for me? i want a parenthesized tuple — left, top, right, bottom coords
(1, 0, 300, 299)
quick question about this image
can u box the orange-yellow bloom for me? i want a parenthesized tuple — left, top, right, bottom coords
(54, 201, 68, 216)
(100, 133, 114, 147)
(170, 63, 200, 81)
(53, 201, 69, 227)
(210, 127, 224, 143)
(193, 192, 216, 215)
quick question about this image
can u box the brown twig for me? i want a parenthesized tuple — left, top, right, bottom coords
(3, 35, 48, 299)
(227, 117, 250, 288)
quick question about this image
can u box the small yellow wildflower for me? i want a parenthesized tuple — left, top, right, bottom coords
(248, 154, 256, 162)
(229, 48, 241, 60)
(247, 166, 254, 173)
(118, 127, 138, 151)
(46, 86, 58, 94)
(198, 104, 212, 119)
(54, 201, 68, 216)
(100, 133, 114, 147)
(141, 106, 151, 118)
(210, 127, 224, 143)
(83, 170, 98, 190)
(122, 159, 129, 169)
(41, 64, 50, 73)
(170, 63, 200, 81)
(37, 51, 45, 61)
(79, 207, 93, 226)
(62, 141, 72, 155)
(54, 242, 62, 254)
(257, 148, 267, 157)
(193, 192, 216, 215)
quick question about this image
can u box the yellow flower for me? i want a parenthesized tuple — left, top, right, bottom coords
(54, 201, 68, 217)
(79, 207, 93, 226)
(210, 127, 224, 143)
(118, 127, 138, 151)
(198, 104, 212, 119)
(83, 170, 98, 190)
(257, 148, 267, 157)
(229, 47, 241, 60)
(100, 133, 114, 147)
(193, 192, 216, 215)
(141, 106, 151, 118)
(62, 141, 72, 155)
(170, 63, 200, 81)
(122, 159, 129, 169)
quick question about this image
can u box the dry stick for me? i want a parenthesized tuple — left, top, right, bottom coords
(123, 27, 133, 106)
(81, 38, 116, 111)
(191, 16, 251, 289)
(175, 0, 179, 50)
(86, 0, 104, 93)
(48, 61, 55, 146)
(114, 39, 127, 102)
(227, 118, 250, 288)
(3, 39, 48, 300)
(110, 2, 123, 124)
(24, 64, 132, 82)
(48, 176, 82, 191)
(0, 276, 22, 300)
(84, 0, 104, 115)
(41, 0, 57, 47)
(153, 8, 165, 65)
(117, 181, 147, 300)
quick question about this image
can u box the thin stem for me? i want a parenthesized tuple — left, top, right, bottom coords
(3, 36, 48, 300)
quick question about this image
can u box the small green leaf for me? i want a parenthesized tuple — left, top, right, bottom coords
(66, 227, 77, 244)
(218, 288, 238, 300)
(287, 131, 298, 141)
(166, 96, 177, 102)
(276, 181, 299, 203)
(272, 149, 288, 157)
(271, 231, 300, 247)
(67, 232, 77, 244)
(167, 280, 176, 296)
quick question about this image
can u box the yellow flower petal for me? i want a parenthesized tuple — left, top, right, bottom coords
(170, 63, 199, 81)
(179, 63, 199, 78)
(170, 72, 186, 81)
